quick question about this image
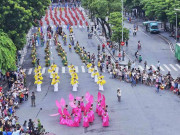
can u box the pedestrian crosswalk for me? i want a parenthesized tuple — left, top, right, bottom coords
(23, 64, 180, 75)
(136, 64, 180, 73)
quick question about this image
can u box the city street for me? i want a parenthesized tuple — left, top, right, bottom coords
(15, 6, 180, 135)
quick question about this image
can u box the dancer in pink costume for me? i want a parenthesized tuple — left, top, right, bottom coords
(80, 96, 85, 112)
(60, 115, 67, 125)
(67, 115, 74, 127)
(88, 105, 94, 123)
(102, 110, 109, 127)
(83, 112, 89, 128)
(73, 114, 80, 127)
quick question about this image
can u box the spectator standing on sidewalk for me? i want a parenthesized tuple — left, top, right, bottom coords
(157, 61, 160, 71)
(117, 88, 121, 102)
(102, 43, 105, 52)
(122, 51, 125, 61)
(144, 61, 147, 70)
(31, 92, 36, 107)
(128, 60, 131, 70)
(126, 39, 128, 46)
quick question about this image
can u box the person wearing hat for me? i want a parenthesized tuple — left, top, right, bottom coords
(117, 88, 121, 102)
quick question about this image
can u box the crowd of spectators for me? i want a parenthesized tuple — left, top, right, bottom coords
(0, 69, 46, 135)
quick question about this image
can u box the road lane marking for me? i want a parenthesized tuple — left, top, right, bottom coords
(138, 65, 144, 71)
(169, 64, 178, 71)
(163, 64, 171, 71)
(28, 68, 32, 75)
(81, 66, 85, 73)
(42, 67, 46, 74)
(75, 66, 79, 73)
(176, 64, 180, 70)
(160, 66, 165, 71)
(151, 65, 157, 71)
(56, 67, 59, 73)
(62, 67, 65, 73)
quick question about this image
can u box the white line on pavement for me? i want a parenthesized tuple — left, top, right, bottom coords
(28, 68, 32, 75)
(160, 66, 165, 72)
(146, 65, 149, 69)
(176, 64, 180, 70)
(163, 64, 171, 71)
(138, 65, 144, 71)
(56, 67, 59, 73)
(169, 64, 178, 71)
(42, 67, 46, 74)
(151, 65, 157, 70)
(62, 67, 65, 73)
(75, 66, 79, 73)
(81, 66, 85, 73)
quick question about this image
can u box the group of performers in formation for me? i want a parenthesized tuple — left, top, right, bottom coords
(34, 66, 43, 92)
(86, 63, 106, 91)
(68, 65, 79, 91)
(50, 92, 109, 127)
(48, 64, 60, 91)
(45, 39, 51, 67)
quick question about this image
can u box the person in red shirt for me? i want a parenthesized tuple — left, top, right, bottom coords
(102, 43, 105, 52)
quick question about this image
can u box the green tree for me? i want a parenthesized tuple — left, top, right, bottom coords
(109, 12, 129, 48)
(0, 0, 51, 50)
(0, 30, 17, 75)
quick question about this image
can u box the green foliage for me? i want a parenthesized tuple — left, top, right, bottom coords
(109, 12, 129, 43)
(0, 0, 51, 50)
(125, 0, 180, 25)
(0, 30, 17, 75)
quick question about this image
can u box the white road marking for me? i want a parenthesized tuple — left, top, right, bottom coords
(160, 66, 165, 71)
(176, 64, 180, 70)
(56, 67, 59, 73)
(146, 65, 149, 69)
(42, 67, 46, 74)
(62, 67, 65, 73)
(169, 64, 178, 71)
(75, 66, 79, 73)
(163, 64, 171, 71)
(138, 65, 144, 71)
(81, 66, 85, 73)
(28, 68, 32, 75)
(151, 65, 157, 70)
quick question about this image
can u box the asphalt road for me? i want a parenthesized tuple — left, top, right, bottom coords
(16, 7, 180, 135)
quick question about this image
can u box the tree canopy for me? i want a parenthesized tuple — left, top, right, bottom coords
(0, 30, 17, 75)
(0, 0, 51, 50)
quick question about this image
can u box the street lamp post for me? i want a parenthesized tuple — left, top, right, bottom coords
(176, 12, 177, 43)
(175, 9, 180, 43)
(119, 0, 124, 53)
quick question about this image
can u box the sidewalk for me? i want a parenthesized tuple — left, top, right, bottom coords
(128, 16, 177, 52)
(81, 7, 130, 65)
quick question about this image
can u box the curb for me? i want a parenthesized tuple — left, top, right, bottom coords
(158, 34, 175, 53)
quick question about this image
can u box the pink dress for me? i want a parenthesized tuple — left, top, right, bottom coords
(96, 104, 99, 113)
(73, 116, 80, 127)
(60, 117, 66, 125)
(80, 102, 85, 112)
(101, 110, 105, 119)
(67, 118, 74, 127)
(83, 116, 89, 127)
(88, 111, 94, 123)
(98, 106, 102, 116)
(102, 115, 109, 127)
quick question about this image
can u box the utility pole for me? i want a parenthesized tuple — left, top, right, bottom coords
(175, 9, 180, 43)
